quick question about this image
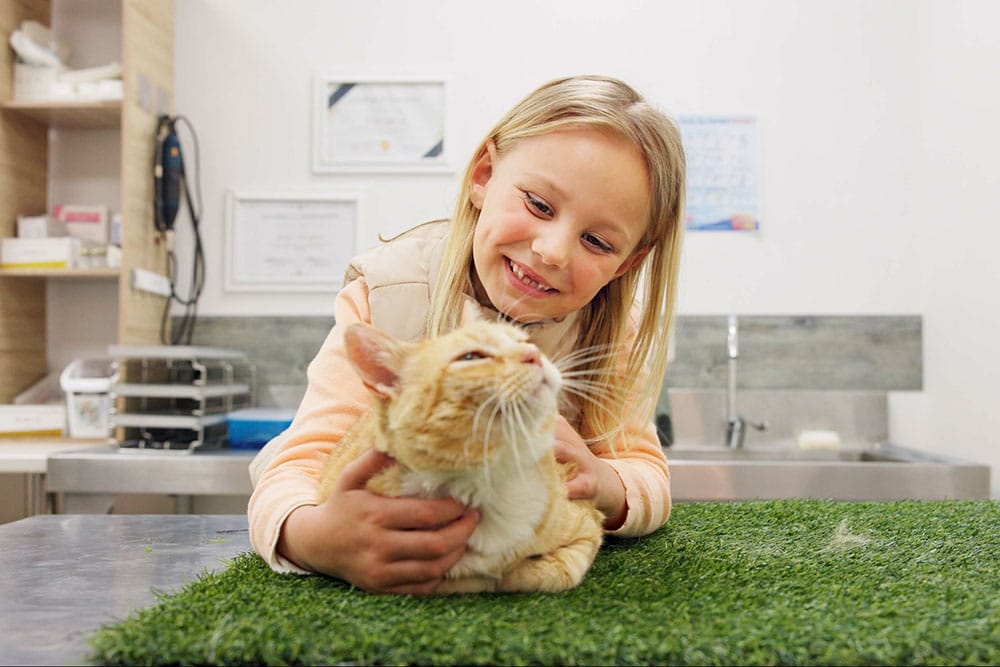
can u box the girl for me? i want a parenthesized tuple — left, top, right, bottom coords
(248, 74, 685, 595)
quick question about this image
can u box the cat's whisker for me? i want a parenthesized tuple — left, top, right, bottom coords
(560, 390, 625, 420)
(558, 367, 620, 387)
(483, 401, 513, 491)
(559, 383, 628, 425)
(482, 401, 502, 460)
(552, 342, 628, 369)
(471, 394, 502, 461)
(507, 402, 530, 483)
(553, 344, 622, 365)
(559, 378, 622, 405)
(492, 292, 548, 328)
(558, 368, 624, 380)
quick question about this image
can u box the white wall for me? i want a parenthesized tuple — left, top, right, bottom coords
(901, 0, 1000, 491)
(165, 0, 999, 492)
(173, 0, 926, 316)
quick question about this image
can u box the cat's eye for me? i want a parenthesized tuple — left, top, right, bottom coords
(455, 351, 488, 362)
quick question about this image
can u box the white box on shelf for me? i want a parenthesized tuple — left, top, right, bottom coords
(12, 63, 58, 101)
(16, 214, 66, 239)
(0, 405, 66, 438)
(1, 237, 80, 270)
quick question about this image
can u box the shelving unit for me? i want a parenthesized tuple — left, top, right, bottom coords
(0, 0, 174, 405)
(110, 345, 255, 452)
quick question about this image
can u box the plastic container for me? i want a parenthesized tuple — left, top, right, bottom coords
(59, 358, 117, 438)
(227, 408, 295, 449)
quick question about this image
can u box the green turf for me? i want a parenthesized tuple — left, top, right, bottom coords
(89, 500, 1000, 666)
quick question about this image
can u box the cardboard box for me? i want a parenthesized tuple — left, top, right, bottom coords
(54, 204, 110, 243)
(1, 237, 80, 270)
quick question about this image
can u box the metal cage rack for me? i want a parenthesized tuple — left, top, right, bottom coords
(107, 345, 256, 453)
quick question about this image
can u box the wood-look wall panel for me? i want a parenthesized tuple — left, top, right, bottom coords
(118, 0, 173, 343)
(0, 280, 46, 402)
(1, 1, 51, 401)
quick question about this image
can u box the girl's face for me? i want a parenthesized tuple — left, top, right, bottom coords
(469, 127, 650, 323)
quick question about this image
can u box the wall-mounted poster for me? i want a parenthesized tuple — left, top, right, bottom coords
(313, 75, 452, 173)
(224, 191, 363, 292)
(679, 116, 760, 231)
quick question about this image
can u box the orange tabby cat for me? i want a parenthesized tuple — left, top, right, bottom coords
(317, 304, 604, 594)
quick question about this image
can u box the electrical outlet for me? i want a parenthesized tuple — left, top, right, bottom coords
(131, 268, 172, 297)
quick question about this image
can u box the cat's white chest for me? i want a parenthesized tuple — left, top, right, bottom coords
(400, 464, 550, 558)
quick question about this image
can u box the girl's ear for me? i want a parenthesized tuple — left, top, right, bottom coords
(343, 323, 406, 397)
(469, 141, 497, 210)
(613, 246, 651, 278)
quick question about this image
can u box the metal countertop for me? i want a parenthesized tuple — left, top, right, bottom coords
(0, 514, 250, 666)
(46, 446, 256, 496)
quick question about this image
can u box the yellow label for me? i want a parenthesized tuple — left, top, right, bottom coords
(0, 429, 64, 438)
(0, 261, 69, 270)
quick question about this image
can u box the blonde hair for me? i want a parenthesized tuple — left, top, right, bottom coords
(429, 75, 686, 446)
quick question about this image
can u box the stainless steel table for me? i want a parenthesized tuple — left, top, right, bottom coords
(46, 446, 256, 513)
(0, 514, 251, 666)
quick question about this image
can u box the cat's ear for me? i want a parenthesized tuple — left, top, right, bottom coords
(459, 299, 485, 327)
(343, 323, 406, 397)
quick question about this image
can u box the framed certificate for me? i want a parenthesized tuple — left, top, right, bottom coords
(312, 75, 452, 173)
(224, 191, 363, 292)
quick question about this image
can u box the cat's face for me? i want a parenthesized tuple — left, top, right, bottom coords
(345, 317, 561, 473)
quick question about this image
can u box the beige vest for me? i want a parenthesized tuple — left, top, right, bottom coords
(344, 220, 581, 362)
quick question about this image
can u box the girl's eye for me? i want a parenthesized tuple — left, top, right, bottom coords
(523, 192, 554, 218)
(582, 233, 614, 254)
(455, 351, 488, 362)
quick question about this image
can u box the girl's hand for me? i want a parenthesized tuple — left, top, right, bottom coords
(277, 448, 480, 595)
(551, 415, 627, 529)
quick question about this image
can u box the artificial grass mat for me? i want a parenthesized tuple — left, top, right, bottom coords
(89, 499, 1000, 666)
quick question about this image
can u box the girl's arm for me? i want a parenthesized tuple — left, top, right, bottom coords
(553, 415, 669, 535)
(552, 311, 671, 536)
(247, 278, 373, 573)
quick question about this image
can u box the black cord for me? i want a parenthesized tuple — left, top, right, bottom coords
(158, 115, 206, 345)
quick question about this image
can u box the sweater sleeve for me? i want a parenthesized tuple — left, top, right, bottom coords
(589, 316, 672, 538)
(598, 420, 671, 537)
(246, 278, 374, 574)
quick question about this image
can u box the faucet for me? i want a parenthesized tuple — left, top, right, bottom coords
(725, 315, 766, 448)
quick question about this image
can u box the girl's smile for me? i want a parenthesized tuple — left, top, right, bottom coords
(469, 127, 650, 323)
(506, 257, 558, 295)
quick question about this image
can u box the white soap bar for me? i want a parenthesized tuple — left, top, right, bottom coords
(798, 430, 842, 449)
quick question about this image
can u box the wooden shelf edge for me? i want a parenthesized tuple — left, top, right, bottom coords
(0, 267, 121, 279)
(1, 99, 122, 129)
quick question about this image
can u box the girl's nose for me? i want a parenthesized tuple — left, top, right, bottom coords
(531, 225, 571, 268)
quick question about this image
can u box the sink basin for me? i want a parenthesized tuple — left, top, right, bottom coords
(664, 443, 990, 501)
(668, 446, 859, 462)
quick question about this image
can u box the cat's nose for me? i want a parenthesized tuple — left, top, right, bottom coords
(522, 349, 542, 366)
